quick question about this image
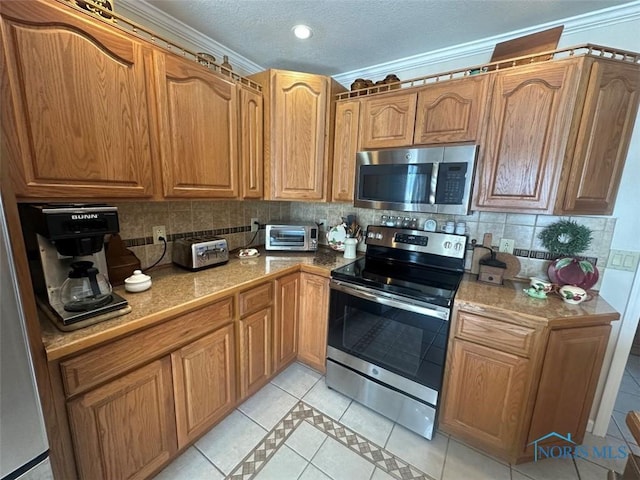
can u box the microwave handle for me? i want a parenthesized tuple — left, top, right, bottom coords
(330, 280, 449, 321)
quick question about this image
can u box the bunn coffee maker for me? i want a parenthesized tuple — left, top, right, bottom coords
(20, 204, 130, 330)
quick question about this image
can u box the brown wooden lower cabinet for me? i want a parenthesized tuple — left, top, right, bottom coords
(440, 305, 613, 464)
(53, 270, 333, 479)
(441, 339, 530, 459)
(239, 307, 273, 397)
(274, 273, 300, 371)
(171, 324, 236, 448)
(297, 272, 330, 373)
(67, 358, 177, 480)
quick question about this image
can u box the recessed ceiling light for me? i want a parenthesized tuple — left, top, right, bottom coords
(292, 24, 313, 40)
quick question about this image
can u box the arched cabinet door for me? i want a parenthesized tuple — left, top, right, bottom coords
(152, 50, 239, 198)
(360, 91, 417, 149)
(414, 75, 489, 145)
(1, 0, 154, 198)
(473, 60, 581, 213)
(560, 60, 640, 215)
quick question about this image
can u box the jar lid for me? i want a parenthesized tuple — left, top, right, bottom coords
(124, 269, 151, 284)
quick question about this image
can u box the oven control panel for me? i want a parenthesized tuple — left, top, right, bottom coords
(365, 225, 466, 259)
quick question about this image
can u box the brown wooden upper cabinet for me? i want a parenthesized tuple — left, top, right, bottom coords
(474, 56, 640, 215)
(152, 50, 239, 198)
(250, 69, 345, 200)
(414, 75, 489, 145)
(331, 100, 361, 202)
(0, 0, 154, 199)
(359, 91, 417, 148)
(239, 85, 264, 198)
(559, 58, 640, 215)
(473, 60, 581, 213)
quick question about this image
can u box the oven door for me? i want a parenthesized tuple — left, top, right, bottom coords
(327, 279, 450, 406)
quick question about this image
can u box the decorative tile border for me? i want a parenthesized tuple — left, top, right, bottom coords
(227, 401, 435, 480)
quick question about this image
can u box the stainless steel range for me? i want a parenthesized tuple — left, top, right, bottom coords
(326, 224, 467, 440)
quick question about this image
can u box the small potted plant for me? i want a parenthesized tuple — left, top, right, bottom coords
(538, 220, 598, 289)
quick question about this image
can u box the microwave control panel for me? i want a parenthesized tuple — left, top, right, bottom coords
(435, 162, 468, 204)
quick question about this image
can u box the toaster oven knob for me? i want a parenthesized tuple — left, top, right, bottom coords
(375, 233, 383, 240)
(444, 241, 452, 249)
(454, 242, 463, 251)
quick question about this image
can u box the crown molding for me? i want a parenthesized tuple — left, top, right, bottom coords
(332, 1, 640, 86)
(116, 0, 264, 75)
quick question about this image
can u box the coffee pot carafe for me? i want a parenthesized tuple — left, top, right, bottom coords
(60, 261, 113, 312)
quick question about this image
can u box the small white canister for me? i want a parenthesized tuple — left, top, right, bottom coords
(124, 270, 152, 293)
(343, 237, 358, 259)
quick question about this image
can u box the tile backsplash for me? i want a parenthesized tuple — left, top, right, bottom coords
(114, 200, 291, 269)
(114, 199, 614, 290)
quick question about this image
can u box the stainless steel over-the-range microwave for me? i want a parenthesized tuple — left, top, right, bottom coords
(354, 144, 478, 215)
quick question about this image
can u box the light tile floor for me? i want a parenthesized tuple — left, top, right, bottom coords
(154, 357, 640, 480)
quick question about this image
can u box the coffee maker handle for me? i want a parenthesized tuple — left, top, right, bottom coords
(87, 267, 102, 297)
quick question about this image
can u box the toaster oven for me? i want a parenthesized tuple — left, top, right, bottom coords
(265, 224, 318, 251)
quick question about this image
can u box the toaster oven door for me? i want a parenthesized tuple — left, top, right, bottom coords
(267, 226, 307, 250)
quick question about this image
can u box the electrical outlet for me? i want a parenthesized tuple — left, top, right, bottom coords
(318, 218, 327, 229)
(152, 225, 166, 245)
(499, 238, 515, 254)
(251, 217, 259, 232)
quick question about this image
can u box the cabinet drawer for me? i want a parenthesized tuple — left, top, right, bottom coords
(61, 297, 234, 397)
(455, 311, 537, 357)
(239, 282, 273, 317)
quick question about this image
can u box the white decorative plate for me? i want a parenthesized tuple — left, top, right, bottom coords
(237, 248, 260, 258)
(327, 225, 347, 251)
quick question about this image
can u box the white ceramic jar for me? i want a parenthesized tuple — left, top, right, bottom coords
(124, 270, 152, 293)
(343, 237, 357, 259)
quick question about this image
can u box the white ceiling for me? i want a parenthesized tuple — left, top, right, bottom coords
(134, 0, 631, 76)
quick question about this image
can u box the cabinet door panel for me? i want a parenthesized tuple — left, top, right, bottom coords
(239, 86, 264, 198)
(1, 1, 154, 198)
(274, 273, 300, 371)
(154, 52, 238, 198)
(67, 358, 176, 480)
(360, 92, 417, 148)
(414, 76, 488, 144)
(441, 339, 529, 458)
(272, 72, 328, 200)
(297, 273, 329, 372)
(561, 61, 640, 214)
(331, 100, 360, 202)
(239, 308, 272, 398)
(525, 325, 610, 453)
(474, 61, 580, 213)
(172, 324, 236, 447)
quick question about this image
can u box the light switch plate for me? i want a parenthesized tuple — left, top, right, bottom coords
(606, 249, 640, 272)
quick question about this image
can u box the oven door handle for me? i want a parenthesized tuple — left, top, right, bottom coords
(330, 280, 450, 321)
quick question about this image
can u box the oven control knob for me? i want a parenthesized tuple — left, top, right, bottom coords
(444, 241, 452, 249)
(367, 232, 375, 239)
(375, 233, 383, 240)
(454, 242, 463, 251)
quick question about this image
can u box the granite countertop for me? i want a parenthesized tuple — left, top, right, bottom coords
(40, 251, 619, 361)
(40, 248, 357, 360)
(456, 274, 619, 326)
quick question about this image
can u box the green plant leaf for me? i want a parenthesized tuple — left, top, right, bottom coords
(555, 257, 573, 270)
(579, 260, 595, 273)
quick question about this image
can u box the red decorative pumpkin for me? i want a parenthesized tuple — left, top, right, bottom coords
(548, 257, 599, 290)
